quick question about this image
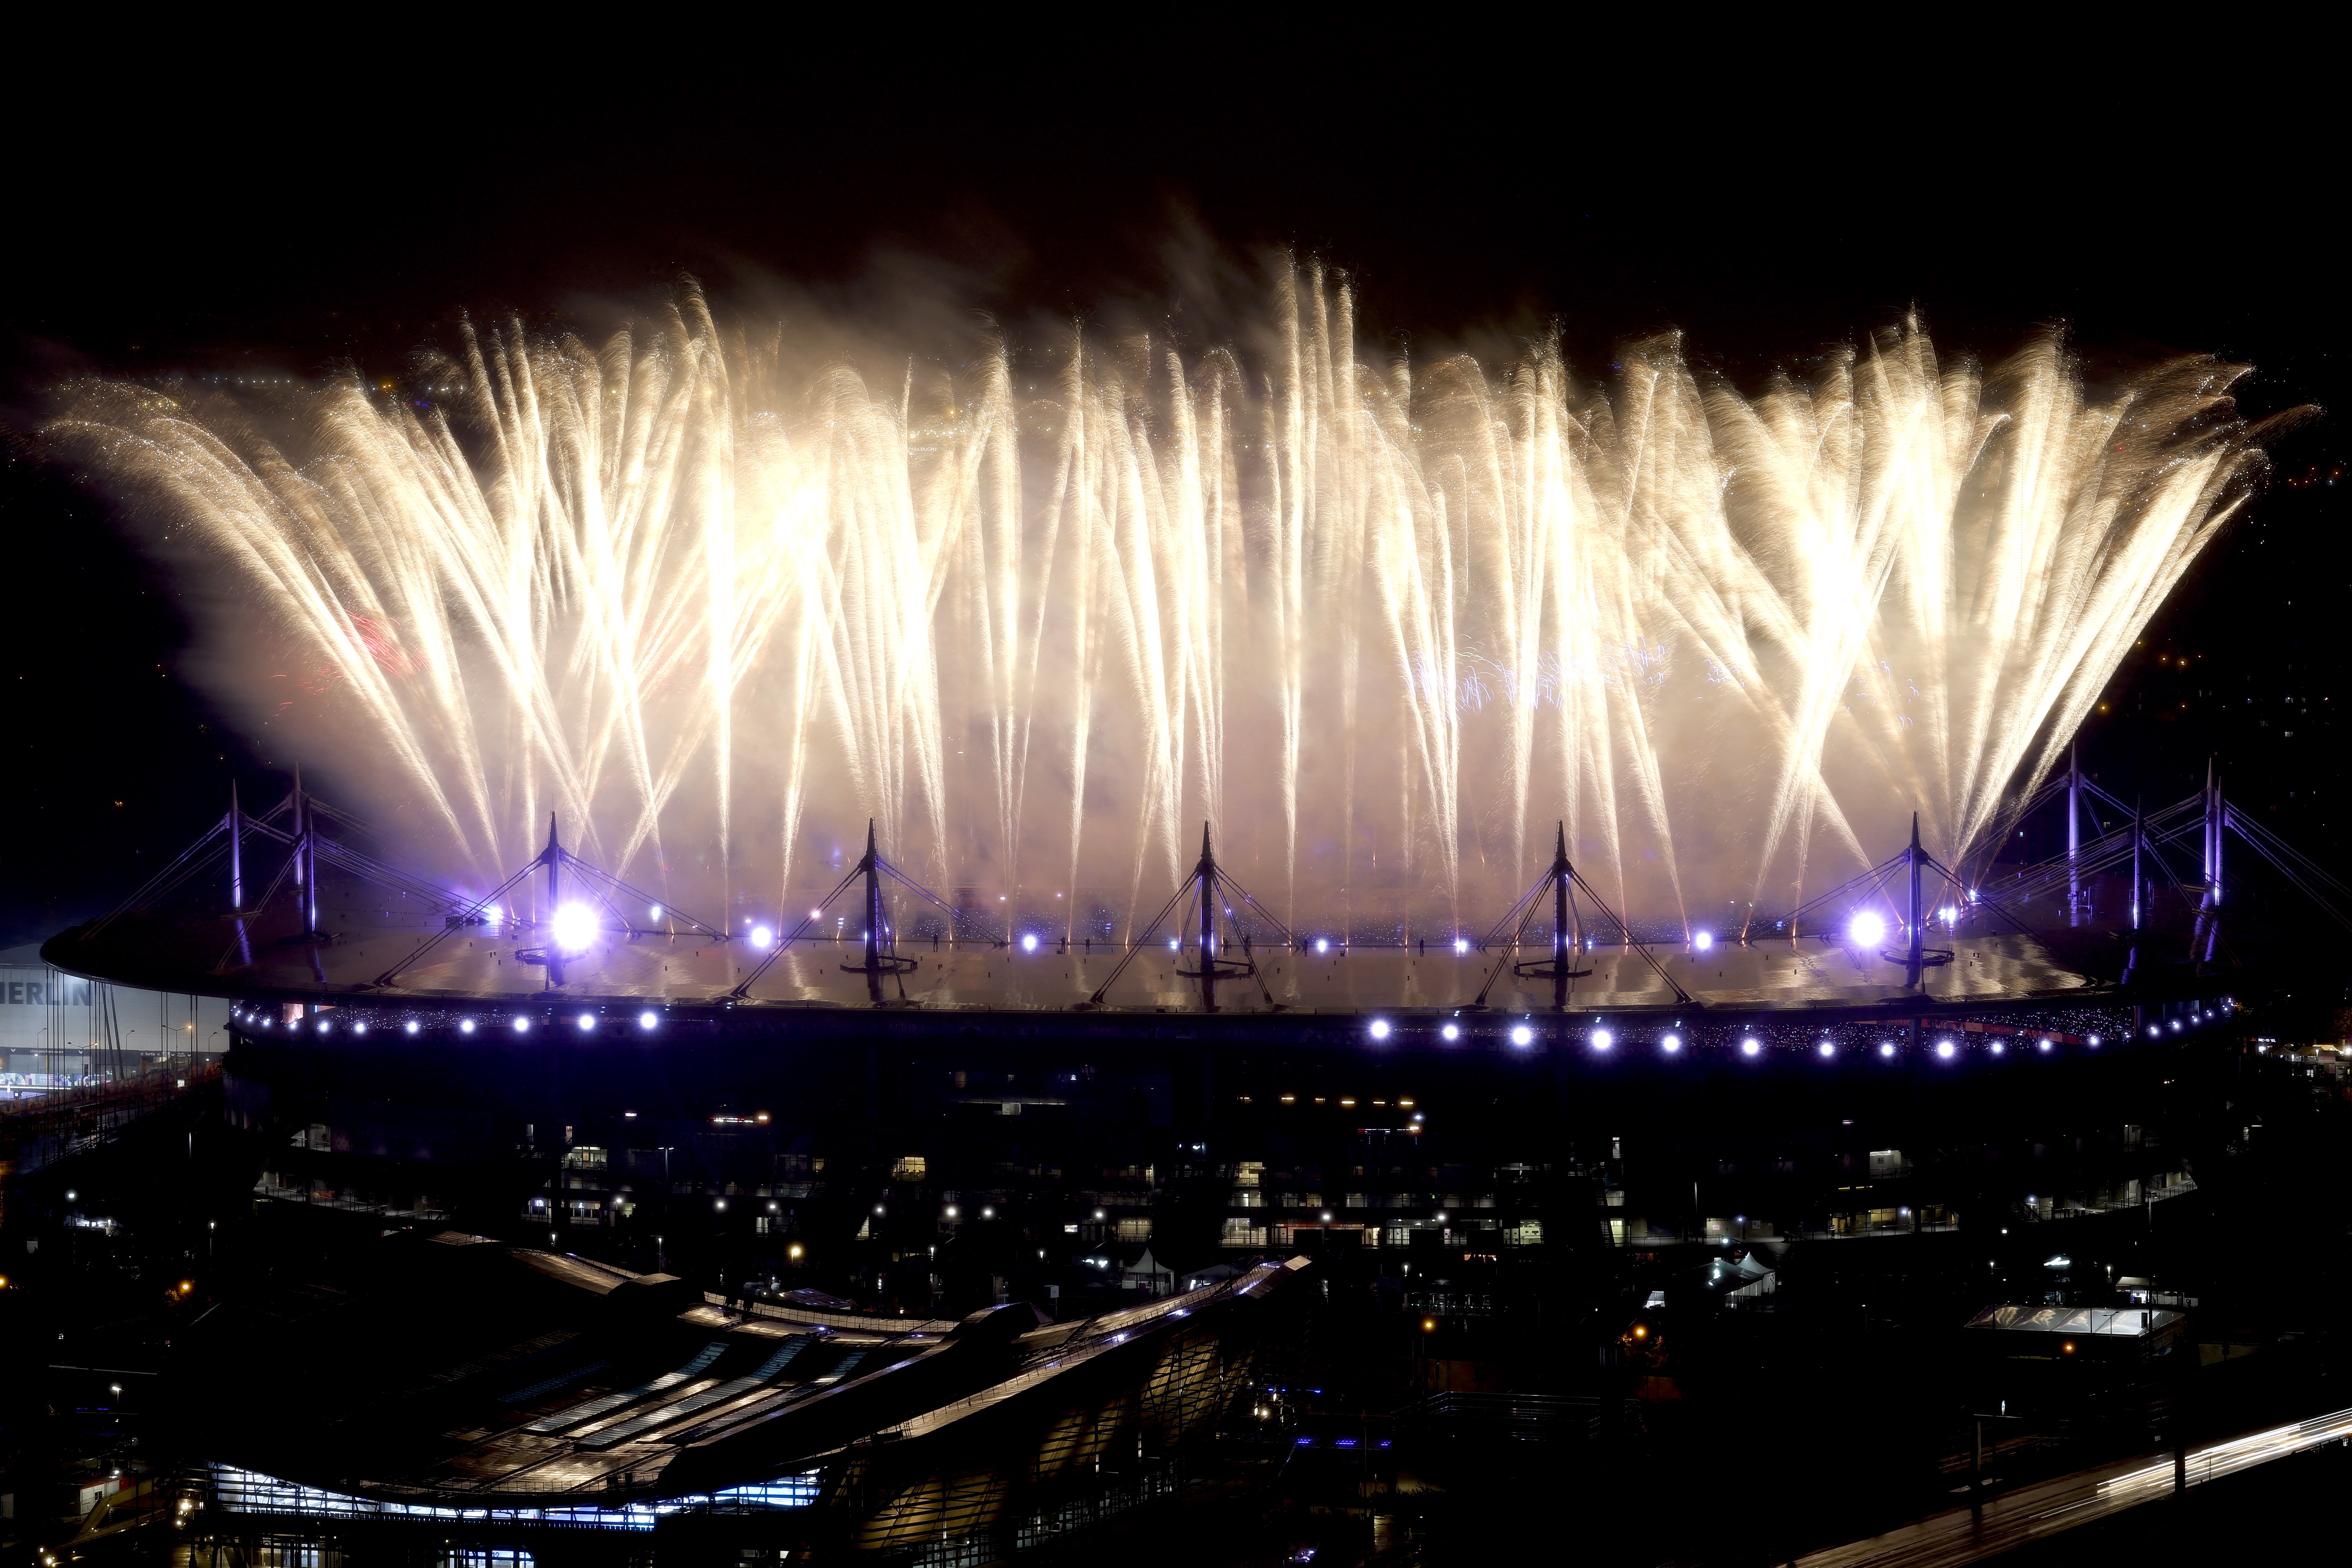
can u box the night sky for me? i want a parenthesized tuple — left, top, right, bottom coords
(3, 56, 2340, 949)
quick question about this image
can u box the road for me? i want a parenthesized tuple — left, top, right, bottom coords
(1793, 1403, 2352, 1568)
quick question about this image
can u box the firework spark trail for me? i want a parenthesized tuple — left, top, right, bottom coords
(48, 271, 2281, 935)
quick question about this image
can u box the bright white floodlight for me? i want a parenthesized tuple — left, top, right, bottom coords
(1440, 1023, 1461, 1042)
(551, 902, 598, 952)
(1591, 1029, 1613, 1050)
(1509, 1024, 1533, 1047)
(1740, 1037, 1761, 1057)
(1021, 933, 1039, 952)
(1368, 1019, 1391, 1041)
(1694, 931, 1713, 952)
(1849, 911, 1886, 948)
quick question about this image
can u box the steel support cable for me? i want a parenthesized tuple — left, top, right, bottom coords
(2224, 832, 2352, 934)
(2001, 836, 2147, 903)
(1977, 777, 2071, 862)
(1472, 860, 1691, 1008)
(310, 842, 470, 914)
(302, 797, 373, 835)
(208, 850, 306, 974)
(1915, 850, 2041, 941)
(88, 817, 232, 934)
(1080, 874, 1202, 1006)
(1476, 878, 1550, 951)
(371, 855, 549, 987)
(874, 861, 989, 946)
(1579, 863, 1688, 993)
(727, 861, 875, 997)
(1991, 806, 2200, 905)
(1774, 850, 1913, 934)
(2227, 810, 2352, 904)
(1165, 870, 1291, 1008)
(1079, 843, 1302, 1006)
(2220, 809, 2352, 905)
(2139, 831, 2205, 929)
(2221, 818, 2352, 934)
(1193, 866, 1300, 950)
(1471, 865, 1563, 1006)
(548, 852, 726, 940)
(106, 834, 239, 923)
(310, 837, 451, 896)
(873, 860, 964, 919)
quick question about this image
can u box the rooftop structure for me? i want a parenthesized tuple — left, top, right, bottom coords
(174, 1229, 1307, 1557)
